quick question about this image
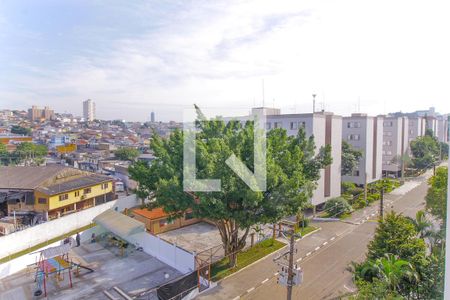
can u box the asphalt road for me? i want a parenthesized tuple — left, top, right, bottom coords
(196, 169, 433, 300)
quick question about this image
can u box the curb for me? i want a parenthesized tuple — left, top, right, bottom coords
(212, 226, 322, 284)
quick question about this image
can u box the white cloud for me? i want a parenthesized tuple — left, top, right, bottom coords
(2, 0, 450, 121)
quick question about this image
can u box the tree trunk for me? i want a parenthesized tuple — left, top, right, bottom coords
(216, 220, 250, 268)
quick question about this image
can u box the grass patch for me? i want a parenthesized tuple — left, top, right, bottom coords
(211, 238, 285, 281)
(295, 225, 318, 236)
(339, 212, 352, 220)
(0, 223, 95, 264)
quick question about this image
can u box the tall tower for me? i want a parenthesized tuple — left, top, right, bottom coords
(151, 111, 155, 123)
(83, 99, 96, 122)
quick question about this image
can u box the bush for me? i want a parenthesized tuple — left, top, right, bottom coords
(324, 197, 353, 217)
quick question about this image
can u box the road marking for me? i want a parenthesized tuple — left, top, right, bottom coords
(306, 252, 311, 256)
(344, 285, 355, 292)
(274, 272, 279, 276)
(247, 287, 255, 293)
(330, 237, 335, 241)
(323, 241, 328, 246)
(296, 257, 302, 262)
(315, 246, 320, 251)
(232, 297, 240, 300)
(261, 278, 269, 284)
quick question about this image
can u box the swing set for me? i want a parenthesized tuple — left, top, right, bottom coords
(33, 238, 94, 297)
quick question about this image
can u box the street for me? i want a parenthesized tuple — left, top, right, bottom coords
(197, 170, 433, 300)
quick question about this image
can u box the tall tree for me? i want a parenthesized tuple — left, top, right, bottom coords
(367, 212, 426, 268)
(425, 166, 448, 224)
(115, 147, 140, 161)
(410, 135, 440, 170)
(10, 125, 32, 136)
(341, 141, 363, 176)
(129, 110, 331, 267)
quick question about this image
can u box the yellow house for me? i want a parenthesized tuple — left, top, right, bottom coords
(0, 166, 115, 220)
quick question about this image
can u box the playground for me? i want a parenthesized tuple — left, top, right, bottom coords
(0, 236, 182, 300)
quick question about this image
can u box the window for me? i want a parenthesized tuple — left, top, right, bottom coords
(101, 183, 108, 190)
(384, 131, 392, 137)
(274, 122, 281, 129)
(384, 121, 393, 127)
(290, 122, 298, 130)
(348, 134, 360, 141)
(159, 219, 174, 227)
(59, 194, 69, 201)
(265, 122, 271, 130)
(352, 170, 360, 176)
(74, 191, 80, 197)
(83, 188, 92, 194)
(347, 122, 361, 128)
(38, 198, 47, 204)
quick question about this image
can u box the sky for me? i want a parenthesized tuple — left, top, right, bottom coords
(0, 0, 449, 122)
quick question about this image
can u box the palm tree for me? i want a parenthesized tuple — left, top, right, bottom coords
(408, 210, 432, 239)
(361, 254, 418, 293)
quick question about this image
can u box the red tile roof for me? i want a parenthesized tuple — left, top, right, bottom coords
(133, 207, 169, 220)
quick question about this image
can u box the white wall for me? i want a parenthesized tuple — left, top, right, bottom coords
(0, 194, 139, 260)
(0, 225, 101, 279)
(128, 231, 195, 274)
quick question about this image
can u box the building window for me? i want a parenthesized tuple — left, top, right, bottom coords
(348, 134, 360, 141)
(83, 188, 92, 194)
(352, 170, 360, 176)
(59, 194, 69, 201)
(384, 131, 392, 137)
(75, 191, 80, 197)
(38, 198, 47, 204)
(384, 121, 393, 127)
(101, 183, 109, 190)
(265, 122, 271, 130)
(274, 122, 281, 129)
(290, 122, 298, 130)
(347, 122, 361, 128)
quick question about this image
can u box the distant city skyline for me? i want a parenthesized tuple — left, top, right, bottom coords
(1, 0, 449, 121)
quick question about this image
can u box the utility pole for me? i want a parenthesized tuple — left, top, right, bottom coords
(273, 222, 302, 300)
(287, 231, 295, 300)
(380, 181, 384, 220)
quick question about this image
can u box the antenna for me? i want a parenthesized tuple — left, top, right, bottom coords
(262, 79, 265, 107)
(312, 94, 317, 113)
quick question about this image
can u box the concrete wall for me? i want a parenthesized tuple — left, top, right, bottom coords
(128, 231, 195, 274)
(0, 225, 101, 279)
(0, 194, 139, 260)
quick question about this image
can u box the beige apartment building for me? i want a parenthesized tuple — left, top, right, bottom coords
(28, 106, 55, 122)
(247, 107, 342, 207)
(342, 113, 383, 185)
(382, 116, 409, 177)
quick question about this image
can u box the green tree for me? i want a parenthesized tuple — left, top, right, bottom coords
(341, 141, 363, 176)
(367, 212, 426, 267)
(359, 254, 418, 293)
(0, 143, 8, 166)
(323, 197, 352, 217)
(440, 142, 449, 160)
(129, 109, 331, 267)
(10, 125, 32, 136)
(115, 147, 140, 161)
(406, 210, 432, 239)
(425, 166, 448, 224)
(410, 135, 440, 170)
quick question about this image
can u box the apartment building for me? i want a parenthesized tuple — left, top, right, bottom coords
(28, 106, 55, 122)
(248, 107, 342, 207)
(83, 99, 96, 122)
(437, 115, 449, 143)
(407, 116, 426, 143)
(382, 116, 409, 176)
(342, 114, 383, 185)
(0, 165, 115, 220)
